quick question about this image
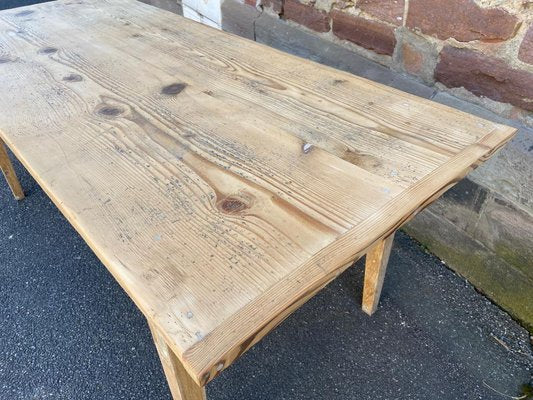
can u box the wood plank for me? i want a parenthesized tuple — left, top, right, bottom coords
(0, 0, 516, 386)
(0, 138, 24, 200)
(362, 233, 395, 315)
(183, 127, 515, 384)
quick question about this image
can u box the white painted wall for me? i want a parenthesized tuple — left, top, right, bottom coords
(180, 0, 222, 28)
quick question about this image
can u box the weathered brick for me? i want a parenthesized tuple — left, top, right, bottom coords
(262, 0, 283, 14)
(331, 11, 396, 55)
(407, 0, 519, 42)
(283, 0, 330, 32)
(435, 46, 533, 111)
(314, 0, 335, 13)
(519, 24, 533, 65)
(358, 0, 404, 26)
(394, 28, 438, 84)
(402, 42, 423, 75)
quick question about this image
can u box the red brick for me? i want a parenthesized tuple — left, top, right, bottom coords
(358, 0, 405, 26)
(407, 0, 519, 42)
(519, 24, 533, 65)
(283, 0, 330, 33)
(435, 46, 533, 111)
(244, 0, 256, 7)
(331, 11, 396, 55)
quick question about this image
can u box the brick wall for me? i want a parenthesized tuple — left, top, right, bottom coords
(249, 0, 533, 127)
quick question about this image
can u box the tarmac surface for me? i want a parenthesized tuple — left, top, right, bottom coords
(0, 0, 54, 10)
(0, 149, 532, 400)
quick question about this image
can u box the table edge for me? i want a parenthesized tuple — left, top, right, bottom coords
(1, 119, 516, 387)
(178, 124, 517, 385)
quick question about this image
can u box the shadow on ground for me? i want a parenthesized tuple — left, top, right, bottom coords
(0, 152, 532, 399)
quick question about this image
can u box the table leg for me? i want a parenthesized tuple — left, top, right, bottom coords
(148, 322, 206, 400)
(0, 139, 24, 200)
(362, 232, 395, 315)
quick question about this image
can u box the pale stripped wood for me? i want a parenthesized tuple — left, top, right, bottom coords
(182, 129, 514, 383)
(0, 0, 516, 388)
(149, 321, 206, 400)
(0, 0, 482, 187)
(362, 233, 395, 315)
(0, 138, 24, 200)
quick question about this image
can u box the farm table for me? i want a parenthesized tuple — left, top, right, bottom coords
(0, 0, 516, 398)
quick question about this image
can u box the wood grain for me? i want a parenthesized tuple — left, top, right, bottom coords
(0, 0, 516, 387)
(149, 322, 206, 400)
(0, 138, 24, 200)
(362, 233, 395, 315)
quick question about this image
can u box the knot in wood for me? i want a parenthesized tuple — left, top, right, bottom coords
(218, 196, 249, 214)
(96, 104, 124, 117)
(63, 73, 83, 82)
(40, 47, 58, 54)
(161, 82, 187, 95)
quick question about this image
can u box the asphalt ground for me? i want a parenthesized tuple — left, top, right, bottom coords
(0, 0, 54, 11)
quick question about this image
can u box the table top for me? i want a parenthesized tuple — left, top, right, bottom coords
(0, 0, 515, 385)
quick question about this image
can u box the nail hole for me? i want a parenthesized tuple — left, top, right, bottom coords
(302, 143, 313, 154)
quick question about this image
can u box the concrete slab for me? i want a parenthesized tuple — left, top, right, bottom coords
(221, 0, 259, 40)
(432, 92, 533, 213)
(138, 0, 183, 15)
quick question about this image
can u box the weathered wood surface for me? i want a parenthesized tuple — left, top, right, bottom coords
(0, 0, 515, 386)
(362, 233, 395, 315)
(0, 138, 24, 200)
(149, 322, 207, 400)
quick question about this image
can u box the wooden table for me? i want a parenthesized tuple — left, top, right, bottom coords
(0, 0, 515, 398)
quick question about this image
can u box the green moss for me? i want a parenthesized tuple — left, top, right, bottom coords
(520, 382, 533, 400)
(402, 225, 533, 333)
(493, 242, 533, 280)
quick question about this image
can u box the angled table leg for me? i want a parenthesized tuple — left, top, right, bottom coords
(362, 232, 395, 315)
(0, 139, 24, 200)
(148, 322, 206, 400)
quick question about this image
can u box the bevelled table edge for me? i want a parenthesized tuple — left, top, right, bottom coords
(178, 124, 517, 386)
